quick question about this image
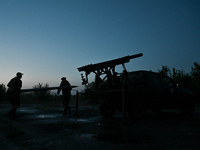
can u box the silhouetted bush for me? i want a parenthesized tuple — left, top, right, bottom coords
(190, 62, 200, 101)
(0, 83, 6, 100)
(32, 83, 51, 101)
(158, 62, 200, 102)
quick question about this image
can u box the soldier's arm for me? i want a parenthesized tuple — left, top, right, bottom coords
(57, 83, 62, 94)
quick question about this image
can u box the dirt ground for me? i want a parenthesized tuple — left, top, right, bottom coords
(0, 100, 200, 150)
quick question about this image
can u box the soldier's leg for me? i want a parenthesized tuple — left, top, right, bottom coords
(66, 99, 70, 113)
(13, 97, 20, 116)
(9, 97, 20, 117)
(8, 99, 17, 117)
(63, 96, 68, 115)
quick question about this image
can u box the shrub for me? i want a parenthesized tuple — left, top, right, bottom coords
(32, 83, 51, 101)
(0, 83, 6, 100)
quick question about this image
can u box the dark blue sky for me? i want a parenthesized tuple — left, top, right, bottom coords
(0, 0, 199, 90)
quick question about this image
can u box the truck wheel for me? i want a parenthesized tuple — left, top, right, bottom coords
(100, 101, 116, 117)
(127, 98, 146, 120)
(182, 96, 195, 116)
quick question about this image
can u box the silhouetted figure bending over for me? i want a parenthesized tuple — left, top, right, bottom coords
(57, 77, 71, 115)
(7, 72, 23, 118)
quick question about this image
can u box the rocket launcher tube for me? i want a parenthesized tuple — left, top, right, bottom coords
(21, 86, 77, 93)
(77, 53, 143, 73)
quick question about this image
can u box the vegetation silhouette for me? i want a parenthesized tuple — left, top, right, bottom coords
(0, 83, 6, 99)
(157, 62, 200, 102)
(32, 83, 51, 100)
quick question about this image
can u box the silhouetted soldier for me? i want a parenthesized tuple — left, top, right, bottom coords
(7, 72, 23, 118)
(57, 77, 71, 115)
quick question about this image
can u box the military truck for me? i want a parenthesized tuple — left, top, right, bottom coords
(78, 53, 195, 119)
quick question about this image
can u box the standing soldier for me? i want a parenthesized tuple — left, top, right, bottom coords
(57, 77, 71, 115)
(7, 72, 23, 118)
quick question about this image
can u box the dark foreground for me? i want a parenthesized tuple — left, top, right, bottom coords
(0, 102, 200, 150)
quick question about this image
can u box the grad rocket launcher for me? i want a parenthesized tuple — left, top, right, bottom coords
(77, 53, 143, 86)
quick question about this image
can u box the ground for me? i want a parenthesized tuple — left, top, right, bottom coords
(0, 99, 200, 150)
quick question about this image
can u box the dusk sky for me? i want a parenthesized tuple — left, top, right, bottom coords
(0, 0, 199, 92)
